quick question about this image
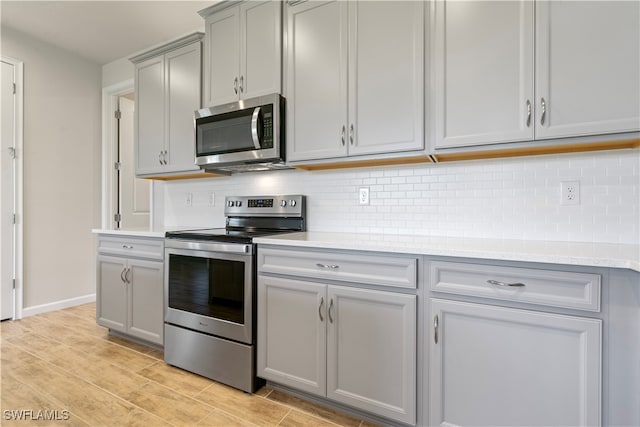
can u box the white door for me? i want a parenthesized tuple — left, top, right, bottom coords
(348, 1, 424, 156)
(240, 1, 281, 100)
(286, 0, 348, 161)
(135, 55, 165, 175)
(118, 96, 150, 229)
(204, 7, 240, 107)
(257, 275, 327, 397)
(433, 0, 534, 148)
(429, 298, 601, 427)
(1, 59, 15, 320)
(165, 43, 202, 173)
(326, 286, 417, 425)
(535, 1, 640, 139)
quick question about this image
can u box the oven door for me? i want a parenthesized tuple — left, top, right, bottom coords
(164, 241, 254, 344)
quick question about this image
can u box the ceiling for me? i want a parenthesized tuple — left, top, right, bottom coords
(0, 1, 216, 65)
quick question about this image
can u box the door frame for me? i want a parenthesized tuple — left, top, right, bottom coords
(101, 80, 154, 230)
(1, 56, 23, 320)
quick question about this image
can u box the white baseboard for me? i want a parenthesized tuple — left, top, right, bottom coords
(21, 293, 96, 318)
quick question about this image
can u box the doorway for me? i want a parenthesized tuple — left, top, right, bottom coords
(1, 56, 23, 320)
(101, 81, 150, 231)
(115, 93, 150, 229)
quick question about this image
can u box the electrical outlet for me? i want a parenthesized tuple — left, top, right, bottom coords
(209, 192, 215, 207)
(186, 193, 193, 207)
(359, 187, 370, 205)
(561, 181, 580, 205)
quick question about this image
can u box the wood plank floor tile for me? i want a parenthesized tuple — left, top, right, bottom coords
(126, 381, 215, 426)
(195, 382, 291, 425)
(1, 303, 372, 427)
(266, 390, 361, 427)
(137, 360, 214, 397)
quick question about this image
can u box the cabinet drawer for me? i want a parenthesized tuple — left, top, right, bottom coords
(429, 261, 600, 312)
(258, 248, 417, 289)
(97, 236, 164, 261)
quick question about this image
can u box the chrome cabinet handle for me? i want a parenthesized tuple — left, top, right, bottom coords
(316, 263, 339, 270)
(120, 267, 127, 283)
(125, 268, 131, 284)
(487, 279, 526, 287)
(239, 75, 244, 93)
(158, 151, 163, 165)
(341, 125, 346, 146)
(434, 314, 439, 344)
(540, 97, 546, 126)
(328, 298, 334, 323)
(159, 150, 167, 165)
(526, 99, 532, 127)
(349, 124, 354, 145)
(318, 297, 324, 322)
(163, 150, 168, 165)
(234, 77, 238, 95)
(121, 245, 133, 249)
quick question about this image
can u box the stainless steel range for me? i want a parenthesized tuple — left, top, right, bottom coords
(164, 195, 305, 392)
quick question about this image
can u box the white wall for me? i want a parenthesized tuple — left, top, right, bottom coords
(1, 27, 102, 310)
(162, 149, 640, 245)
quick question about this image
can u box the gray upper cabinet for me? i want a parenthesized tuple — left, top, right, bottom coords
(131, 33, 203, 177)
(200, 1, 282, 108)
(286, 0, 424, 163)
(433, 0, 640, 150)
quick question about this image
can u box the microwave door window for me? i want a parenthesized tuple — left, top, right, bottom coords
(197, 114, 255, 156)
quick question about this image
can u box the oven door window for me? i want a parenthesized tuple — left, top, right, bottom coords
(168, 254, 246, 325)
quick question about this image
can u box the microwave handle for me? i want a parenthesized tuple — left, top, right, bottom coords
(251, 107, 262, 149)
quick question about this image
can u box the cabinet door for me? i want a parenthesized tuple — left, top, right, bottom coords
(240, 1, 281, 100)
(429, 298, 601, 427)
(433, 1, 534, 149)
(164, 42, 201, 174)
(257, 276, 326, 397)
(135, 55, 165, 175)
(203, 7, 240, 107)
(535, 1, 640, 139)
(96, 255, 127, 333)
(127, 259, 164, 345)
(286, 0, 348, 161)
(327, 286, 416, 425)
(348, 1, 424, 156)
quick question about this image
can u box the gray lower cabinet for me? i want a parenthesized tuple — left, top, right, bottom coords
(427, 259, 603, 427)
(96, 235, 164, 346)
(257, 247, 417, 425)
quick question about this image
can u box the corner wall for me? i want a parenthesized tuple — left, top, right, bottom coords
(1, 26, 102, 311)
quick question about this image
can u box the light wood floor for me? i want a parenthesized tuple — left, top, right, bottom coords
(0, 303, 378, 426)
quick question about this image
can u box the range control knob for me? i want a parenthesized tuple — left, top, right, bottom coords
(227, 200, 235, 207)
(236, 201, 242, 207)
(280, 200, 287, 207)
(289, 199, 297, 207)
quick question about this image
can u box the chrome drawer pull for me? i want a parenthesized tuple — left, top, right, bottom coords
(328, 298, 334, 323)
(487, 279, 526, 287)
(316, 263, 339, 270)
(122, 245, 133, 249)
(434, 314, 439, 344)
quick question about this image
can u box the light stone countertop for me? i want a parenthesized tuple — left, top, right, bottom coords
(254, 232, 640, 273)
(91, 226, 206, 239)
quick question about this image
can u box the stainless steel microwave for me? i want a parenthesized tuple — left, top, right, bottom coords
(194, 94, 286, 173)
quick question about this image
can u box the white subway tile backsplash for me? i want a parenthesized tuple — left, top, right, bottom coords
(161, 149, 640, 245)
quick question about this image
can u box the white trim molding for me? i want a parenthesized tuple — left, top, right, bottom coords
(2, 56, 24, 320)
(22, 293, 96, 318)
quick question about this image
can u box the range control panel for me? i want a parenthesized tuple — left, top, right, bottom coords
(224, 195, 305, 217)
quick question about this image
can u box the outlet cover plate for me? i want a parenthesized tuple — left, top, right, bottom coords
(359, 187, 370, 205)
(561, 181, 580, 205)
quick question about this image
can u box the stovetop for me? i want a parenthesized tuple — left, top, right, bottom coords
(164, 228, 299, 244)
(165, 195, 306, 244)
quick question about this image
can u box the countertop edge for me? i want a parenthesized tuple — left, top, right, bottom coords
(254, 232, 640, 273)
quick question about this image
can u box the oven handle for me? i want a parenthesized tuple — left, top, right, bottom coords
(164, 239, 253, 254)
